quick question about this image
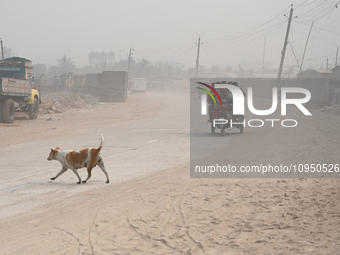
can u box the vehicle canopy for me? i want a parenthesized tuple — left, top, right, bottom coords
(0, 57, 33, 80)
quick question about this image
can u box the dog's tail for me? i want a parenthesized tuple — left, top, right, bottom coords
(98, 134, 104, 153)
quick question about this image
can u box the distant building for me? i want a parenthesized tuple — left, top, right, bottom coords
(297, 69, 333, 79)
(88, 51, 115, 66)
(108, 51, 115, 64)
(89, 51, 96, 66)
(3, 47, 12, 58)
(331, 65, 340, 81)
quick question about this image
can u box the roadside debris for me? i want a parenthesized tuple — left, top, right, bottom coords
(39, 90, 98, 114)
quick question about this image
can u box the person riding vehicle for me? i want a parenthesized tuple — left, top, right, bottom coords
(207, 81, 235, 121)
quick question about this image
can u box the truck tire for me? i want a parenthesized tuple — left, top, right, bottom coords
(211, 121, 215, 133)
(3, 99, 15, 123)
(0, 99, 4, 123)
(28, 98, 39, 119)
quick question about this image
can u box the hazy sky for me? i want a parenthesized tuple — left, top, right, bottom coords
(1, 0, 339, 71)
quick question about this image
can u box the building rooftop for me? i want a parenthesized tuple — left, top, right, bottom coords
(314, 69, 332, 74)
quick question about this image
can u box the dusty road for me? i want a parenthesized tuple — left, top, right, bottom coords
(0, 92, 189, 219)
(0, 91, 340, 254)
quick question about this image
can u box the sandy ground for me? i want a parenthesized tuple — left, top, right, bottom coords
(0, 91, 340, 254)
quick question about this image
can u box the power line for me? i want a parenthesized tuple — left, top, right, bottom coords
(310, 3, 338, 40)
(297, 0, 334, 18)
(288, 41, 301, 69)
(295, 0, 319, 9)
(300, 20, 314, 72)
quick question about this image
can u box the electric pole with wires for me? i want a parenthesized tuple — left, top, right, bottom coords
(195, 35, 201, 78)
(127, 47, 134, 80)
(127, 47, 134, 92)
(277, 5, 294, 86)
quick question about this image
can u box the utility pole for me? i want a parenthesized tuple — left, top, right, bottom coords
(127, 48, 132, 76)
(336, 46, 339, 66)
(261, 37, 266, 78)
(195, 35, 201, 78)
(277, 5, 294, 86)
(127, 47, 133, 82)
(0, 39, 4, 60)
(327, 57, 329, 69)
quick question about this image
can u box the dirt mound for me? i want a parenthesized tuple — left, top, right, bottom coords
(39, 90, 98, 114)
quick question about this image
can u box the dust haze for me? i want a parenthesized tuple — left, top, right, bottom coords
(1, 0, 340, 74)
(0, 0, 340, 254)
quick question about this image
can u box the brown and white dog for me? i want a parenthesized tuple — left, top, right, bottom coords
(47, 135, 109, 184)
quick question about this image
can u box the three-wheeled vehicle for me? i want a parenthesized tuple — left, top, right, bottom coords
(209, 99, 244, 136)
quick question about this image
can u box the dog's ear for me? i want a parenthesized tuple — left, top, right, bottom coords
(50, 148, 54, 153)
(56, 147, 60, 150)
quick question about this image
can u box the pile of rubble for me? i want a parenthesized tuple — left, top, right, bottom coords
(39, 90, 98, 114)
(314, 104, 340, 115)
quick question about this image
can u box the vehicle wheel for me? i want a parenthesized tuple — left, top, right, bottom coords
(211, 121, 215, 133)
(28, 98, 39, 119)
(221, 124, 225, 137)
(2, 99, 15, 123)
(0, 99, 4, 123)
(240, 124, 244, 133)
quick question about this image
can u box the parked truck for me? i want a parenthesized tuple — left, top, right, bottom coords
(84, 73, 99, 96)
(131, 78, 147, 94)
(98, 71, 127, 102)
(0, 57, 40, 123)
(72, 74, 85, 93)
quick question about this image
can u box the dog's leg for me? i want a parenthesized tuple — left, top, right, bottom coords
(82, 167, 93, 183)
(97, 158, 110, 183)
(70, 168, 82, 184)
(51, 167, 67, 181)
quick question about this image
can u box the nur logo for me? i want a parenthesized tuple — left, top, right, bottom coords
(196, 82, 312, 128)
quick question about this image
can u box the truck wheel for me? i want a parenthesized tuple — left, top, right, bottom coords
(211, 121, 215, 133)
(3, 99, 15, 123)
(0, 99, 4, 123)
(28, 98, 39, 119)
